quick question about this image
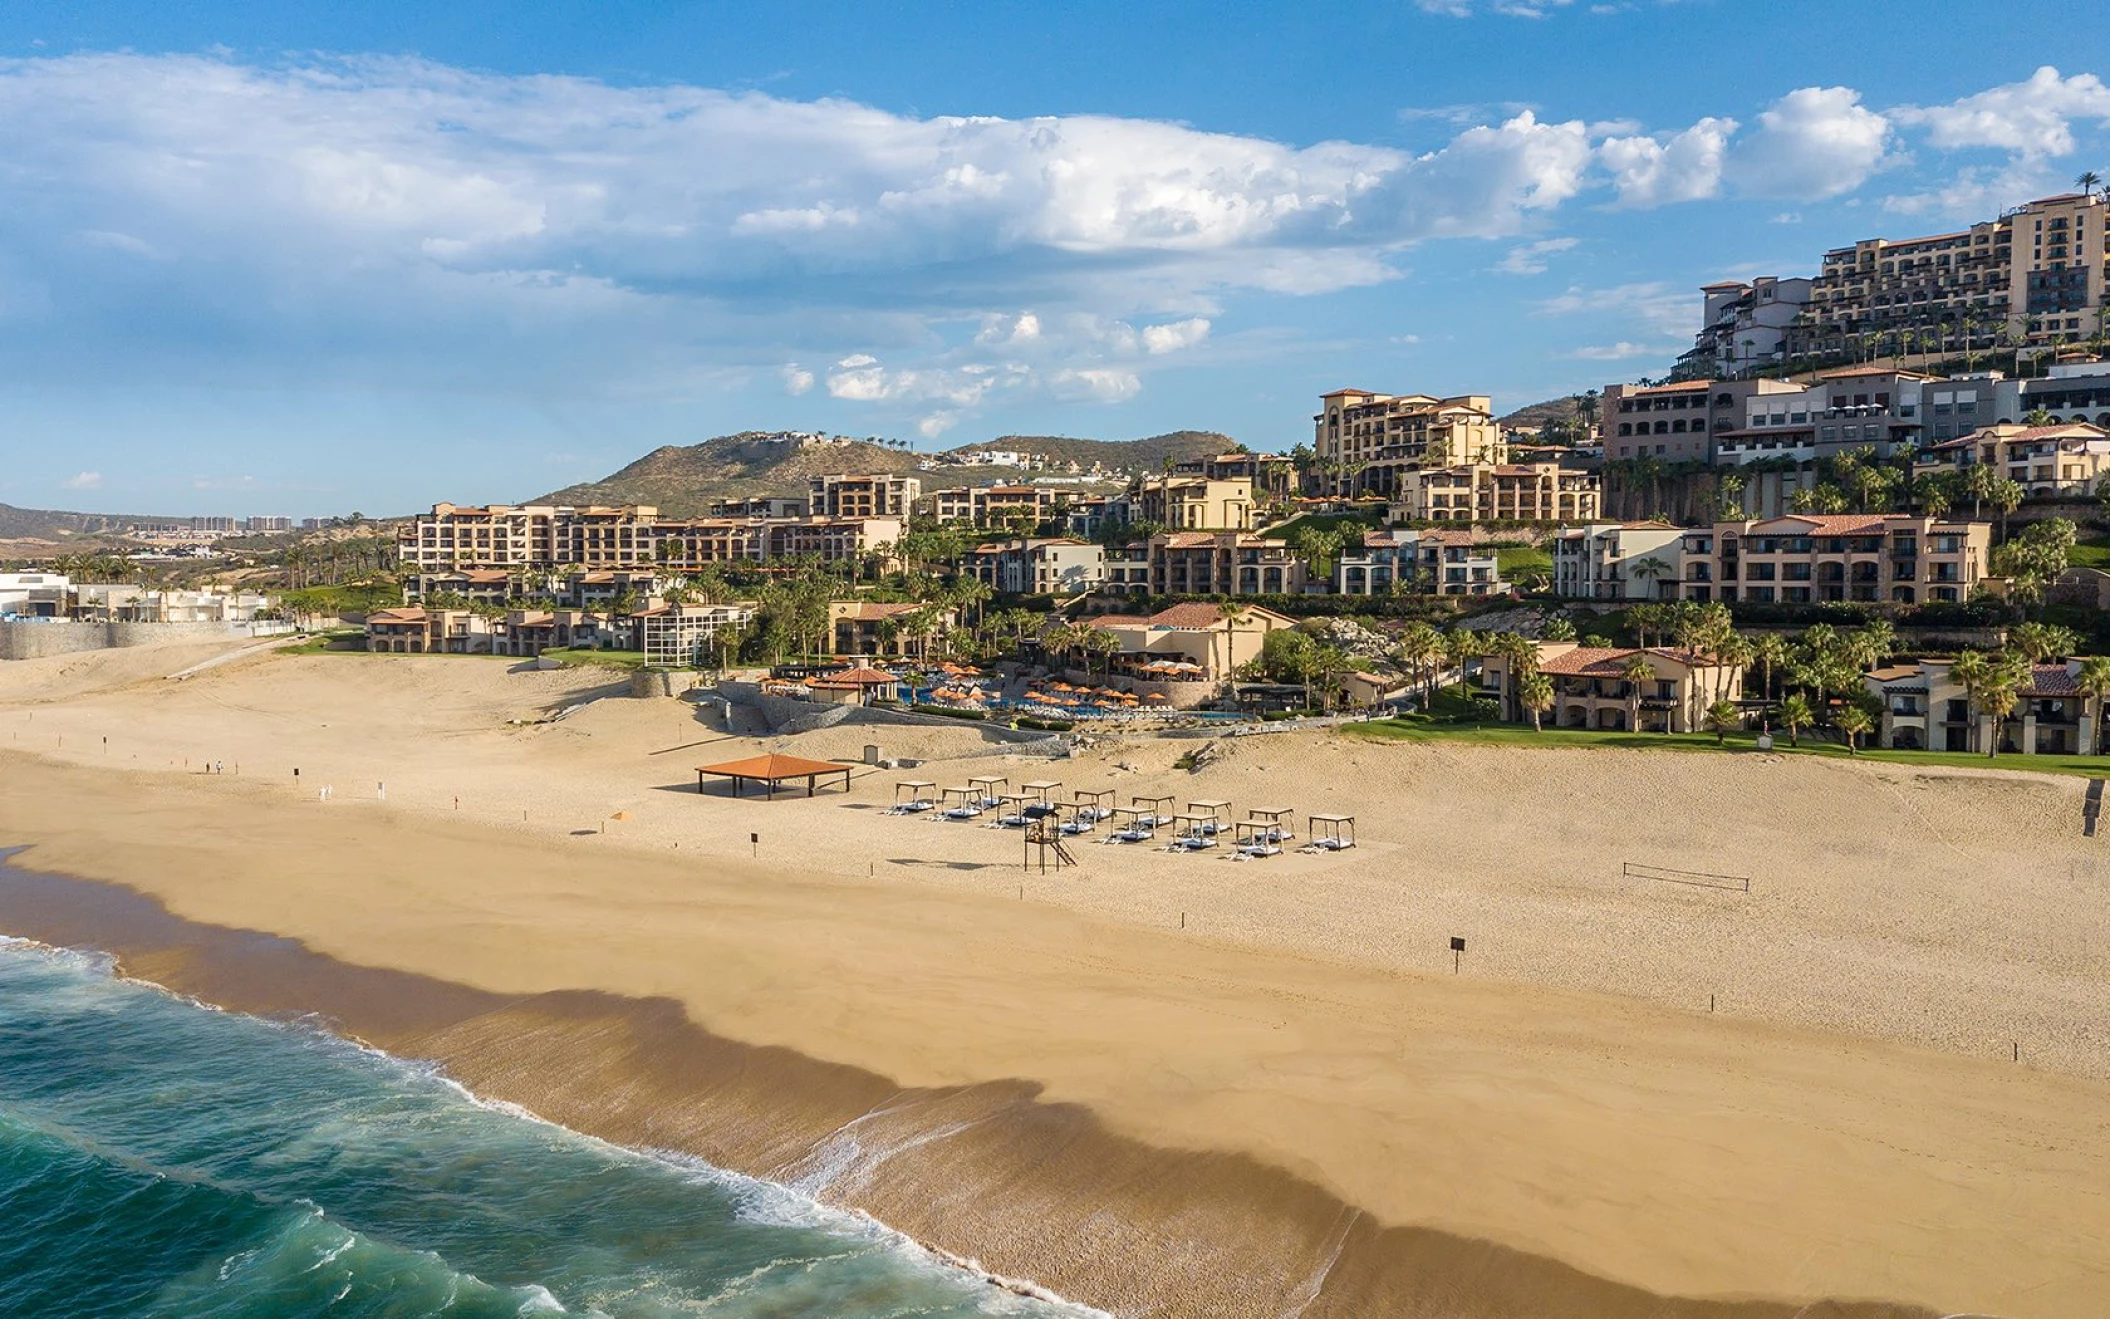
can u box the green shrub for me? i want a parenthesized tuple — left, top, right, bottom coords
(911, 703, 989, 721)
(1015, 715, 1075, 732)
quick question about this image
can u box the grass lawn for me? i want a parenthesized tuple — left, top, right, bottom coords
(1348, 716, 2110, 779)
(1265, 509, 1386, 542)
(535, 647, 653, 670)
(2069, 535, 2110, 570)
(276, 629, 367, 655)
(1494, 545, 1553, 581)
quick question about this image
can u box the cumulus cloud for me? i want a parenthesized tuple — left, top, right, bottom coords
(1727, 87, 1891, 200)
(1599, 117, 1736, 207)
(1896, 66, 2110, 158)
(1493, 236, 1579, 275)
(1562, 341, 1657, 360)
(1140, 317, 1211, 354)
(779, 364, 814, 395)
(61, 471, 101, 490)
(1415, 0, 1575, 14)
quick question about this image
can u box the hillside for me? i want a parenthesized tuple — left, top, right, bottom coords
(1497, 395, 1588, 435)
(0, 503, 164, 544)
(955, 430, 1238, 473)
(535, 429, 1238, 516)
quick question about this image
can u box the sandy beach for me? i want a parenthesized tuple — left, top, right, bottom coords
(3, 641, 2109, 1316)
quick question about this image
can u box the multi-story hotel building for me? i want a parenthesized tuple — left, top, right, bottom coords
(1709, 369, 1934, 464)
(962, 538, 1107, 595)
(1335, 529, 1504, 597)
(1913, 421, 2110, 498)
(1387, 462, 1600, 523)
(930, 483, 1063, 526)
(1551, 522, 1687, 600)
(1168, 452, 1296, 502)
(1672, 514, 1991, 605)
(1676, 276, 1813, 379)
(1313, 389, 1504, 497)
(1783, 193, 2106, 363)
(1865, 658, 2097, 755)
(401, 504, 901, 572)
(1126, 475, 1257, 531)
(1101, 532, 1305, 597)
(1600, 379, 1804, 462)
(807, 473, 920, 520)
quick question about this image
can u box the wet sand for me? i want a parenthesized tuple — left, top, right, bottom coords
(2, 754, 2104, 1317)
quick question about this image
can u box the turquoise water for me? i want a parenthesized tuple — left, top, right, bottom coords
(0, 937, 1099, 1319)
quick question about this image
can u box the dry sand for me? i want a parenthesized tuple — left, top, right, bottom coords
(1, 642, 2107, 1317)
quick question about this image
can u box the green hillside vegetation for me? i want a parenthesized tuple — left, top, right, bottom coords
(956, 430, 1237, 473)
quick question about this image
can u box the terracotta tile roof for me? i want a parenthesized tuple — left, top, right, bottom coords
(825, 666, 900, 685)
(697, 752, 853, 780)
(1158, 532, 1217, 548)
(2024, 664, 2081, 697)
(1146, 603, 1292, 630)
(1418, 529, 1480, 546)
(368, 608, 427, 624)
(1538, 646, 1713, 677)
(1750, 514, 1892, 535)
(1083, 614, 1151, 629)
(839, 602, 924, 621)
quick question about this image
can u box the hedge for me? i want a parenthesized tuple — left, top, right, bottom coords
(911, 703, 989, 721)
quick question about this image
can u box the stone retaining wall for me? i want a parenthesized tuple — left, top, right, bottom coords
(0, 620, 290, 662)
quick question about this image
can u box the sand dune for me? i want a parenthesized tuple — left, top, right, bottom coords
(1, 645, 2107, 1316)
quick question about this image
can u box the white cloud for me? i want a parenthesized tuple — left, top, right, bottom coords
(1895, 66, 2110, 158)
(1415, 0, 1576, 14)
(1599, 117, 1736, 207)
(1536, 280, 1692, 338)
(1728, 87, 1891, 200)
(780, 364, 814, 395)
(61, 471, 101, 490)
(1050, 368, 1142, 402)
(1562, 341, 1658, 361)
(1493, 236, 1579, 275)
(1140, 316, 1211, 354)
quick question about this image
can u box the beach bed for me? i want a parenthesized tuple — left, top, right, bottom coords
(1232, 820, 1282, 859)
(1307, 813, 1356, 851)
(1245, 806, 1295, 843)
(892, 780, 937, 814)
(1170, 812, 1220, 851)
(968, 774, 1007, 811)
(1130, 794, 1176, 830)
(1105, 805, 1158, 844)
(940, 786, 985, 820)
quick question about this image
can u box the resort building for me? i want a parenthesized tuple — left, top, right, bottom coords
(1710, 370, 1935, 464)
(402, 504, 901, 573)
(1671, 514, 1992, 605)
(494, 609, 606, 658)
(1126, 475, 1257, 530)
(1312, 389, 1505, 498)
(1071, 602, 1297, 704)
(930, 484, 1063, 527)
(69, 586, 275, 624)
(364, 607, 495, 655)
(1676, 276, 1813, 379)
(1102, 542, 1152, 594)
(1336, 529, 1504, 597)
(709, 495, 808, 519)
(1386, 461, 1600, 523)
(807, 473, 921, 520)
(1169, 452, 1296, 502)
(636, 602, 757, 668)
(963, 538, 1106, 595)
(405, 569, 517, 605)
(829, 601, 957, 658)
(1551, 523, 1687, 600)
(1913, 422, 2110, 498)
(1600, 379, 1803, 463)
(1864, 659, 2098, 754)
(1135, 531, 1306, 597)
(1479, 641, 1743, 734)
(1059, 495, 1118, 540)
(0, 572, 69, 619)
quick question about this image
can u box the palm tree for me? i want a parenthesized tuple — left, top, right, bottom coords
(1750, 633, 1789, 705)
(1704, 698, 1739, 745)
(1777, 692, 1813, 747)
(1519, 670, 1555, 733)
(1835, 705, 1873, 754)
(1977, 652, 2029, 757)
(1392, 622, 1445, 709)
(1215, 601, 1251, 687)
(2077, 170, 2103, 201)
(1630, 555, 1673, 600)
(1445, 628, 1482, 699)
(1620, 651, 1654, 733)
(2078, 655, 2110, 754)
(1949, 649, 1993, 752)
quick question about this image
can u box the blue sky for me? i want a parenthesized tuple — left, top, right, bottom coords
(6, 1, 2110, 516)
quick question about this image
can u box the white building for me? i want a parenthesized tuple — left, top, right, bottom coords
(636, 603, 757, 667)
(1551, 523, 1686, 600)
(0, 572, 69, 619)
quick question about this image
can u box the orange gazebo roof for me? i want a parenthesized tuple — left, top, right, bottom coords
(697, 752, 853, 781)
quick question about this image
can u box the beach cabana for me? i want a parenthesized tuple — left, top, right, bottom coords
(696, 753, 853, 798)
(941, 787, 985, 819)
(1018, 780, 1063, 819)
(1310, 813, 1357, 850)
(1131, 794, 1176, 828)
(1246, 807, 1296, 842)
(1233, 821, 1281, 858)
(1187, 800, 1232, 835)
(1072, 788, 1117, 822)
(1172, 812, 1219, 850)
(893, 780, 937, 812)
(1107, 806, 1158, 843)
(968, 774, 1007, 808)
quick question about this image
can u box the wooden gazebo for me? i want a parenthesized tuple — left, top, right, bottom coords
(696, 752, 855, 798)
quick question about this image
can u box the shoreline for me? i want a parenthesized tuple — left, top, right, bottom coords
(2, 648, 2108, 1314)
(0, 851, 1931, 1319)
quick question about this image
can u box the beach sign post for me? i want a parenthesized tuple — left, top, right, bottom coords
(1449, 936, 1465, 974)
(751, 831, 758, 858)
